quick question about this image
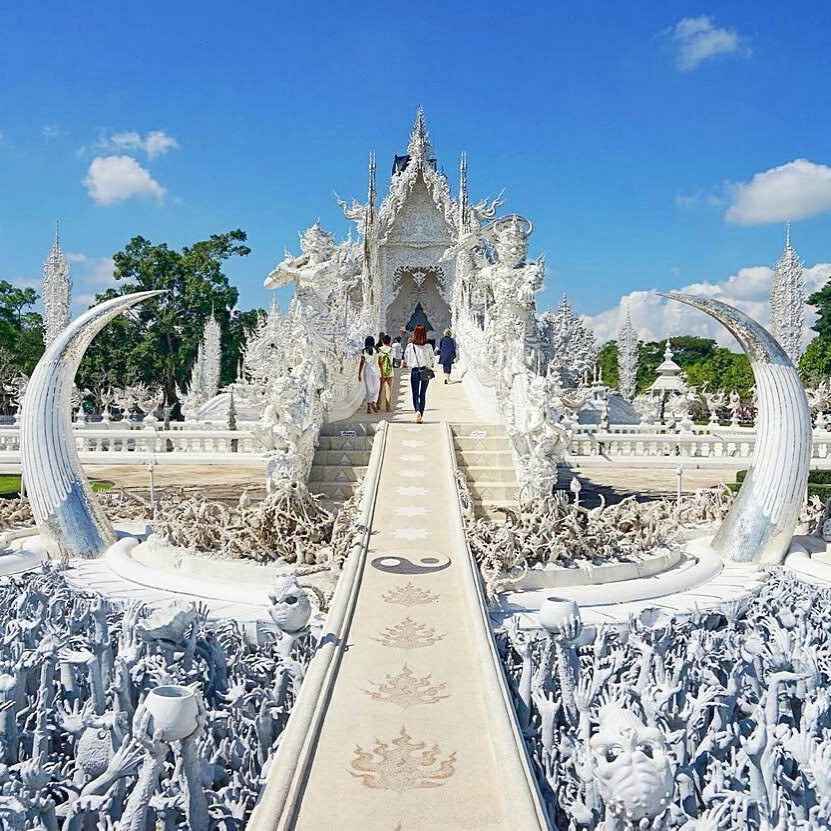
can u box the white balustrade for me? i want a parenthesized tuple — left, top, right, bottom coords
(0, 426, 261, 462)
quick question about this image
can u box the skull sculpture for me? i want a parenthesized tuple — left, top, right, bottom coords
(589, 704, 674, 826)
(268, 575, 312, 635)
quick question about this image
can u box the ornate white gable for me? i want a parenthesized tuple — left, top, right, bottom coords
(376, 108, 459, 243)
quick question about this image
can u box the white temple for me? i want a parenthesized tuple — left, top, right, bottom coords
(6, 109, 831, 831)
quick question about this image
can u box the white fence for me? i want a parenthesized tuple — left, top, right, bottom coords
(567, 428, 831, 468)
(0, 425, 264, 465)
(3, 420, 831, 470)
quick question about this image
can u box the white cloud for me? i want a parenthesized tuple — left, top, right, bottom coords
(666, 16, 750, 71)
(675, 187, 726, 209)
(42, 124, 61, 140)
(64, 253, 118, 314)
(725, 159, 831, 225)
(66, 253, 116, 287)
(0, 130, 4, 142)
(584, 262, 831, 350)
(103, 130, 179, 159)
(83, 155, 165, 206)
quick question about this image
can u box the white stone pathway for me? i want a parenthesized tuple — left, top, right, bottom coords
(285, 420, 544, 829)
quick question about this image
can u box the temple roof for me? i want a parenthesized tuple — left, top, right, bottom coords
(375, 109, 458, 242)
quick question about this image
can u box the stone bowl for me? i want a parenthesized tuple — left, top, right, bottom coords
(539, 596, 582, 640)
(144, 685, 200, 741)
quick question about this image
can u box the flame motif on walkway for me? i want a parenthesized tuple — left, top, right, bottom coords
(382, 582, 439, 607)
(372, 617, 445, 650)
(364, 665, 450, 708)
(350, 727, 456, 792)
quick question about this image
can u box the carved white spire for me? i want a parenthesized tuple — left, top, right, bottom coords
(539, 295, 598, 387)
(42, 223, 72, 347)
(617, 307, 638, 400)
(407, 106, 434, 162)
(459, 151, 469, 230)
(188, 310, 222, 402)
(202, 310, 222, 399)
(770, 223, 805, 365)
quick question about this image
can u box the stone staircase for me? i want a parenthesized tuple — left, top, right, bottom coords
(450, 422, 519, 519)
(308, 422, 377, 512)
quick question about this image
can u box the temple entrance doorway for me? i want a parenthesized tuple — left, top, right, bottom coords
(406, 302, 434, 332)
(385, 265, 450, 340)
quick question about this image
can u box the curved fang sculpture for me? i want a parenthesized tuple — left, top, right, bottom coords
(21, 291, 165, 559)
(661, 293, 811, 564)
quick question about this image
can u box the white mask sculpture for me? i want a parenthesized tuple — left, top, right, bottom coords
(589, 705, 674, 829)
(268, 574, 313, 636)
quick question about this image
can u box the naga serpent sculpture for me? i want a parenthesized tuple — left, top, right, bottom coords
(21, 291, 165, 559)
(661, 293, 811, 564)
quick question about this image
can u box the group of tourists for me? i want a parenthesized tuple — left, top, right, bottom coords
(358, 324, 457, 423)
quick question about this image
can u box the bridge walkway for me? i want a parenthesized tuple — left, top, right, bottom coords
(252, 374, 548, 829)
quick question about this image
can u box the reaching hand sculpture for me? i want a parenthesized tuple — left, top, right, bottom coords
(501, 569, 831, 830)
(0, 566, 320, 829)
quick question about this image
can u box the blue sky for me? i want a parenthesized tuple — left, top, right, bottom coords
(1, 1, 830, 345)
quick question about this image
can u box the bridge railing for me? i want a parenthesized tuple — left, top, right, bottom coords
(567, 429, 831, 463)
(0, 426, 263, 458)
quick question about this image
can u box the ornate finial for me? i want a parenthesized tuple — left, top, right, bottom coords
(42, 223, 72, 347)
(771, 221, 805, 364)
(458, 151, 468, 229)
(617, 305, 638, 400)
(367, 149, 377, 222)
(664, 339, 673, 360)
(407, 106, 434, 162)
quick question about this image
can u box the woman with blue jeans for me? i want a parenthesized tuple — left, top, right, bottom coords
(402, 324, 435, 423)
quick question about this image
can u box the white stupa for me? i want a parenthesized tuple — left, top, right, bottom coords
(648, 340, 687, 395)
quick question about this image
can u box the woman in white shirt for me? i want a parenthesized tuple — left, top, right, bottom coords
(358, 335, 381, 414)
(402, 324, 435, 423)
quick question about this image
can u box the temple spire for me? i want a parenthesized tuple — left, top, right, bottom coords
(367, 150, 376, 221)
(770, 223, 805, 365)
(617, 305, 638, 400)
(42, 221, 72, 347)
(459, 151, 469, 230)
(407, 106, 434, 162)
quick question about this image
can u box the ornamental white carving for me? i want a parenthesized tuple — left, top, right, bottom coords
(539, 295, 598, 387)
(42, 225, 72, 348)
(617, 308, 638, 400)
(186, 311, 222, 410)
(770, 224, 806, 365)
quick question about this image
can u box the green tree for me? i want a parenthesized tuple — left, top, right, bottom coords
(596, 340, 619, 389)
(799, 336, 831, 384)
(683, 348, 754, 397)
(808, 281, 831, 338)
(79, 231, 255, 402)
(0, 280, 44, 375)
(635, 336, 717, 394)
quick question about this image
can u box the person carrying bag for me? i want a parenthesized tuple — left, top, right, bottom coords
(402, 324, 435, 423)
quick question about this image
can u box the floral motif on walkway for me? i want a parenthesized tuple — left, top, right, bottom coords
(350, 727, 456, 792)
(382, 582, 439, 607)
(364, 664, 450, 708)
(373, 617, 445, 650)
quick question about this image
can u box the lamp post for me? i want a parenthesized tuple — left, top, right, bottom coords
(147, 454, 157, 517)
(675, 465, 683, 511)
